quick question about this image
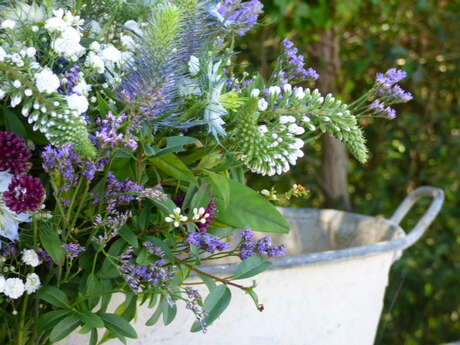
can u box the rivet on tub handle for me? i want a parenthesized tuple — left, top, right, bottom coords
(390, 186, 444, 250)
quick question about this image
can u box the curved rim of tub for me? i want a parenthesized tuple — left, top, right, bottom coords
(202, 186, 445, 275)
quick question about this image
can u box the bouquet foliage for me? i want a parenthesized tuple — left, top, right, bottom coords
(0, 0, 411, 344)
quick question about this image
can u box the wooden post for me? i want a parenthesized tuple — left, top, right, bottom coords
(315, 28, 351, 210)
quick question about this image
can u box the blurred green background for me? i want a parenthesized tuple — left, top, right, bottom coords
(239, 0, 460, 344)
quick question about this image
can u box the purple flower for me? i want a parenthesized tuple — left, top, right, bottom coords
(119, 245, 177, 294)
(185, 287, 207, 332)
(2, 244, 18, 257)
(0, 131, 32, 175)
(282, 39, 319, 82)
(3, 175, 45, 214)
(61, 66, 82, 95)
(187, 232, 231, 253)
(217, 0, 264, 36)
(375, 68, 407, 89)
(62, 243, 86, 259)
(94, 112, 138, 151)
(238, 228, 286, 259)
(370, 100, 398, 119)
(378, 84, 413, 102)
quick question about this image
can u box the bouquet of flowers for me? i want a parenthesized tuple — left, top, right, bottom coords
(0, 0, 412, 344)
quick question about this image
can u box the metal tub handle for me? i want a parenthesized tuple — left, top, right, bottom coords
(390, 186, 444, 250)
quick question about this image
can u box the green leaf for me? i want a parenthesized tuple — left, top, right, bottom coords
(86, 273, 102, 297)
(215, 178, 290, 233)
(49, 313, 80, 342)
(153, 136, 199, 157)
(161, 296, 177, 325)
(204, 171, 230, 208)
(150, 153, 197, 184)
(99, 239, 125, 279)
(2, 106, 27, 138)
(189, 183, 211, 210)
(150, 197, 177, 214)
(90, 329, 98, 345)
(191, 285, 231, 332)
(38, 286, 71, 309)
(39, 222, 65, 265)
(101, 313, 138, 339)
(146, 302, 163, 326)
(78, 312, 104, 329)
(37, 310, 72, 331)
(119, 225, 139, 248)
(196, 272, 217, 292)
(233, 256, 272, 280)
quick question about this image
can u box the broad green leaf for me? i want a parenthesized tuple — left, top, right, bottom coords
(232, 256, 272, 280)
(204, 171, 230, 208)
(37, 310, 72, 331)
(119, 225, 139, 248)
(49, 313, 80, 342)
(189, 183, 211, 210)
(38, 286, 71, 309)
(215, 178, 290, 233)
(3, 107, 27, 138)
(197, 272, 217, 292)
(191, 285, 231, 332)
(39, 222, 65, 265)
(101, 313, 137, 339)
(150, 153, 197, 184)
(78, 312, 104, 329)
(150, 197, 177, 214)
(99, 239, 125, 279)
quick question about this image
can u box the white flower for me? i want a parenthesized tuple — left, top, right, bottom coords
(250, 88, 260, 98)
(165, 208, 188, 228)
(85, 52, 105, 73)
(25, 273, 41, 294)
(1, 19, 16, 29)
(24, 89, 33, 97)
(66, 94, 88, 114)
(10, 95, 22, 108)
(258, 98, 268, 111)
(73, 79, 92, 96)
(294, 87, 305, 100)
(89, 41, 101, 52)
(268, 86, 281, 97)
(12, 80, 21, 88)
(120, 34, 136, 50)
(35, 68, 60, 94)
(25, 47, 36, 58)
(0, 47, 6, 62)
(4, 278, 25, 299)
(288, 123, 305, 135)
(22, 249, 41, 267)
(0, 90, 5, 100)
(258, 125, 268, 134)
(45, 16, 67, 32)
(124, 20, 143, 36)
(283, 84, 292, 94)
(0, 275, 5, 293)
(188, 55, 200, 76)
(52, 38, 85, 60)
(192, 208, 210, 224)
(101, 45, 122, 63)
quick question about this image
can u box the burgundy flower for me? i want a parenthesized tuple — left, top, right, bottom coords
(0, 131, 32, 175)
(3, 175, 45, 214)
(198, 200, 217, 233)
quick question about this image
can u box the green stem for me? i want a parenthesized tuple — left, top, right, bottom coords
(176, 257, 249, 291)
(17, 294, 30, 345)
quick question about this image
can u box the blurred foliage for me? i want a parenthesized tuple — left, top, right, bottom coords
(239, 0, 460, 344)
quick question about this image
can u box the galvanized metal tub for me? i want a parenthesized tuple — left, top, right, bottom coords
(61, 186, 444, 345)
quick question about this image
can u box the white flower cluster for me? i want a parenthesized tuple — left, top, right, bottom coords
(0, 273, 41, 299)
(192, 208, 210, 224)
(233, 85, 309, 176)
(165, 208, 188, 227)
(45, 9, 85, 61)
